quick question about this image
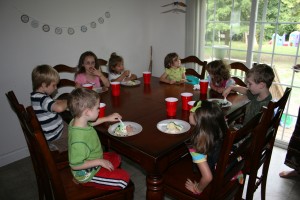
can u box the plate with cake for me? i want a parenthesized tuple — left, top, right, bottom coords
(157, 119, 191, 134)
(121, 80, 141, 87)
(108, 121, 142, 137)
(207, 98, 232, 108)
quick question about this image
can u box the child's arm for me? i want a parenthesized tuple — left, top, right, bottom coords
(160, 72, 176, 84)
(71, 158, 114, 171)
(89, 67, 110, 87)
(178, 72, 187, 84)
(111, 70, 130, 82)
(223, 85, 248, 97)
(52, 99, 68, 113)
(185, 161, 213, 194)
(91, 113, 121, 126)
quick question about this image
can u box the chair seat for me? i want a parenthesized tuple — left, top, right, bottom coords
(60, 167, 134, 200)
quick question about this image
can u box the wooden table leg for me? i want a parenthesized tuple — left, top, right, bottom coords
(146, 174, 164, 200)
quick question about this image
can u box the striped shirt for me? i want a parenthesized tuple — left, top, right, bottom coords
(31, 92, 63, 141)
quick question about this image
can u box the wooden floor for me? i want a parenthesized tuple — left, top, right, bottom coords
(0, 147, 299, 200)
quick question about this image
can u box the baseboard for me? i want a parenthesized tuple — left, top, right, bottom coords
(0, 147, 30, 167)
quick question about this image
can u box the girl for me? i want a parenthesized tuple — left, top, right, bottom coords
(185, 100, 227, 195)
(108, 52, 137, 82)
(75, 51, 110, 88)
(206, 60, 235, 93)
(159, 52, 186, 84)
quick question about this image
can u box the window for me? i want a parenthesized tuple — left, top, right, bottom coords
(194, 0, 300, 146)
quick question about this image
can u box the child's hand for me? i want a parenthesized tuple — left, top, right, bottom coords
(106, 113, 122, 122)
(169, 80, 176, 84)
(222, 86, 232, 97)
(89, 67, 104, 78)
(185, 179, 201, 195)
(123, 70, 131, 77)
(99, 159, 114, 171)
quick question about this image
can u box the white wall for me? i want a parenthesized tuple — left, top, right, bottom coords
(0, 0, 185, 166)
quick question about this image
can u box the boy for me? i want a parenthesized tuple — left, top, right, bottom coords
(223, 64, 275, 124)
(31, 65, 68, 151)
(68, 88, 130, 190)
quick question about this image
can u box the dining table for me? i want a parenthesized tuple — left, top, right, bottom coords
(89, 76, 249, 200)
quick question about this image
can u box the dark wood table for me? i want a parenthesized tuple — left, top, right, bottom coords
(93, 77, 249, 200)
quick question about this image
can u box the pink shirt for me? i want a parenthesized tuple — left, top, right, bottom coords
(75, 73, 101, 88)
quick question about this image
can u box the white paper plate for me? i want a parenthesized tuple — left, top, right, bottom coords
(157, 119, 191, 134)
(93, 87, 108, 93)
(207, 98, 232, 107)
(121, 80, 141, 87)
(108, 121, 142, 137)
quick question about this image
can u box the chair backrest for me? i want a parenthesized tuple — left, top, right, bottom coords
(230, 62, 249, 87)
(98, 58, 109, 78)
(53, 64, 77, 99)
(25, 106, 68, 199)
(210, 111, 262, 200)
(181, 55, 207, 79)
(245, 87, 291, 200)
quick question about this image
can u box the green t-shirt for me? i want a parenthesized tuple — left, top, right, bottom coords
(165, 66, 186, 82)
(244, 91, 272, 124)
(68, 120, 103, 183)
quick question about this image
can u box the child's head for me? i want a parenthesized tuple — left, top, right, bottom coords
(31, 65, 60, 94)
(108, 52, 124, 73)
(190, 100, 227, 154)
(68, 88, 100, 120)
(164, 52, 181, 69)
(246, 64, 274, 89)
(245, 64, 275, 96)
(77, 51, 100, 74)
(206, 60, 231, 84)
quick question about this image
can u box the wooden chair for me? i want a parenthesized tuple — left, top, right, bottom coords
(22, 105, 135, 200)
(242, 87, 291, 200)
(181, 56, 207, 80)
(98, 58, 109, 78)
(163, 111, 263, 200)
(6, 91, 49, 200)
(230, 62, 249, 87)
(6, 90, 68, 165)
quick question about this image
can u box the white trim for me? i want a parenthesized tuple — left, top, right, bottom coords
(0, 147, 29, 167)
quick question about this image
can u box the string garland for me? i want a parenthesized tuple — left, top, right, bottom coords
(19, 9, 110, 36)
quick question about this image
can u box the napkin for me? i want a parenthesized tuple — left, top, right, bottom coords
(193, 84, 200, 90)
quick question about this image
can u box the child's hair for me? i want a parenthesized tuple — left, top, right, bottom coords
(164, 52, 179, 69)
(31, 64, 60, 91)
(246, 64, 275, 88)
(76, 51, 100, 75)
(206, 60, 231, 84)
(68, 88, 100, 118)
(108, 52, 123, 73)
(191, 100, 227, 154)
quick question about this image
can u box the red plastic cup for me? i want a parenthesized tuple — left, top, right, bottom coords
(181, 92, 193, 110)
(98, 103, 106, 118)
(82, 83, 93, 90)
(165, 97, 178, 117)
(111, 82, 120, 96)
(200, 80, 209, 94)
(188, 100, 196, 110)
(143, 72, 151, 84)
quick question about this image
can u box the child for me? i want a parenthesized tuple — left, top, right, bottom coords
(75, 51, 110, 88)
(223, 64, 275, 125)
(68, 88, 130, 190)
(31, 65, 68, 151)
(108, 52, 137, 82)
(159, 52, 186, 84)
(185, 100, 227, 194)
(206, 60, 235, 93)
